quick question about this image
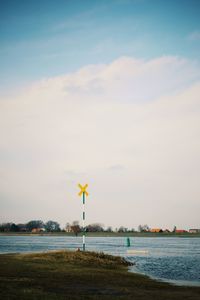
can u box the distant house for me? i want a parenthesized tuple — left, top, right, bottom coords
(31, 228, 45, 233)
(150, 228, 163, 233)
(189, 229, 200, 233)
(175, 229, 188, 233)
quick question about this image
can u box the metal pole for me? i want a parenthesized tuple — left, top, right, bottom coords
(83, 191, 85, 251)
(78, 184, 88, 251)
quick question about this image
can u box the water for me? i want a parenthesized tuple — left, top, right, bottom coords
(0, 235, 199, 286)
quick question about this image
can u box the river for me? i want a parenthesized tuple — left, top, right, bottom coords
(0, 235, 199, 286)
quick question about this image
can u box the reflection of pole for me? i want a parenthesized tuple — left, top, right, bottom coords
(83, 191, 85, 251)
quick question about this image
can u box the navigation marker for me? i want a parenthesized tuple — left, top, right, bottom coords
(78, 184, 89, 251)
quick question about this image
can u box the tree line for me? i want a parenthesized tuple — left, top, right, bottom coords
(0, 220, 61, 233)
(0, 220, 142, 234)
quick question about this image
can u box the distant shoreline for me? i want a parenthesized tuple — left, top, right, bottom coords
(0, 232, 200, 237)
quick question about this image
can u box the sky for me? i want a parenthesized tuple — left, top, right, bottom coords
(0, 0, 200, 230)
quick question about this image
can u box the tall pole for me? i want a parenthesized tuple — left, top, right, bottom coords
(78, 184, 88, 252)
(82, 191, 85, 251)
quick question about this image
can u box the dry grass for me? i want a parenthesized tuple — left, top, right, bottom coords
(0, 250, 200, 300)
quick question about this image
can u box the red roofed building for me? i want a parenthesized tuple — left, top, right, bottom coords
(150, 228, 163, 233)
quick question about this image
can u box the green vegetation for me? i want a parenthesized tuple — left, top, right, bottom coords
(0, 250, 200, 300)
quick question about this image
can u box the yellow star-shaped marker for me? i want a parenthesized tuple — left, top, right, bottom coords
(78, 184, 89, 197)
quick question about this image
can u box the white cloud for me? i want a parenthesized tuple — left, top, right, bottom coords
(27, 55, 199, 105)
(0, 56, 200, 229)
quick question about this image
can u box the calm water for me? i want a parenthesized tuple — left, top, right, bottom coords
(0, 236, 199, 286)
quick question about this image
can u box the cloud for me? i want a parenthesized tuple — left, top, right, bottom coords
(0, 56, 200, 228)
(33, 56, 200, 104)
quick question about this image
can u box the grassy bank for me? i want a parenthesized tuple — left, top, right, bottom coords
(1, 231, 200, 237)
(0, 250, 200, 300)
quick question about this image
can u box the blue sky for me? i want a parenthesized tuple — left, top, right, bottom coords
(1, 0, 200, 93)
(1, 0, 200, 228)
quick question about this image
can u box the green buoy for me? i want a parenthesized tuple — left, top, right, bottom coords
(126, 237, 130, 247)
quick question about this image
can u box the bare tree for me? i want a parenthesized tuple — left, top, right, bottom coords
(138, 224, 150, 232)
(71, 221, 81, 236)
(45, 220, 61, 232)
(65, 222, 71, 232)
(118, 226, 127, 233)
(85, 223, 104, 232)
(106, 226, 113, 232)
(0, 223, 19, 232)
(26, 220, 44, 232)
